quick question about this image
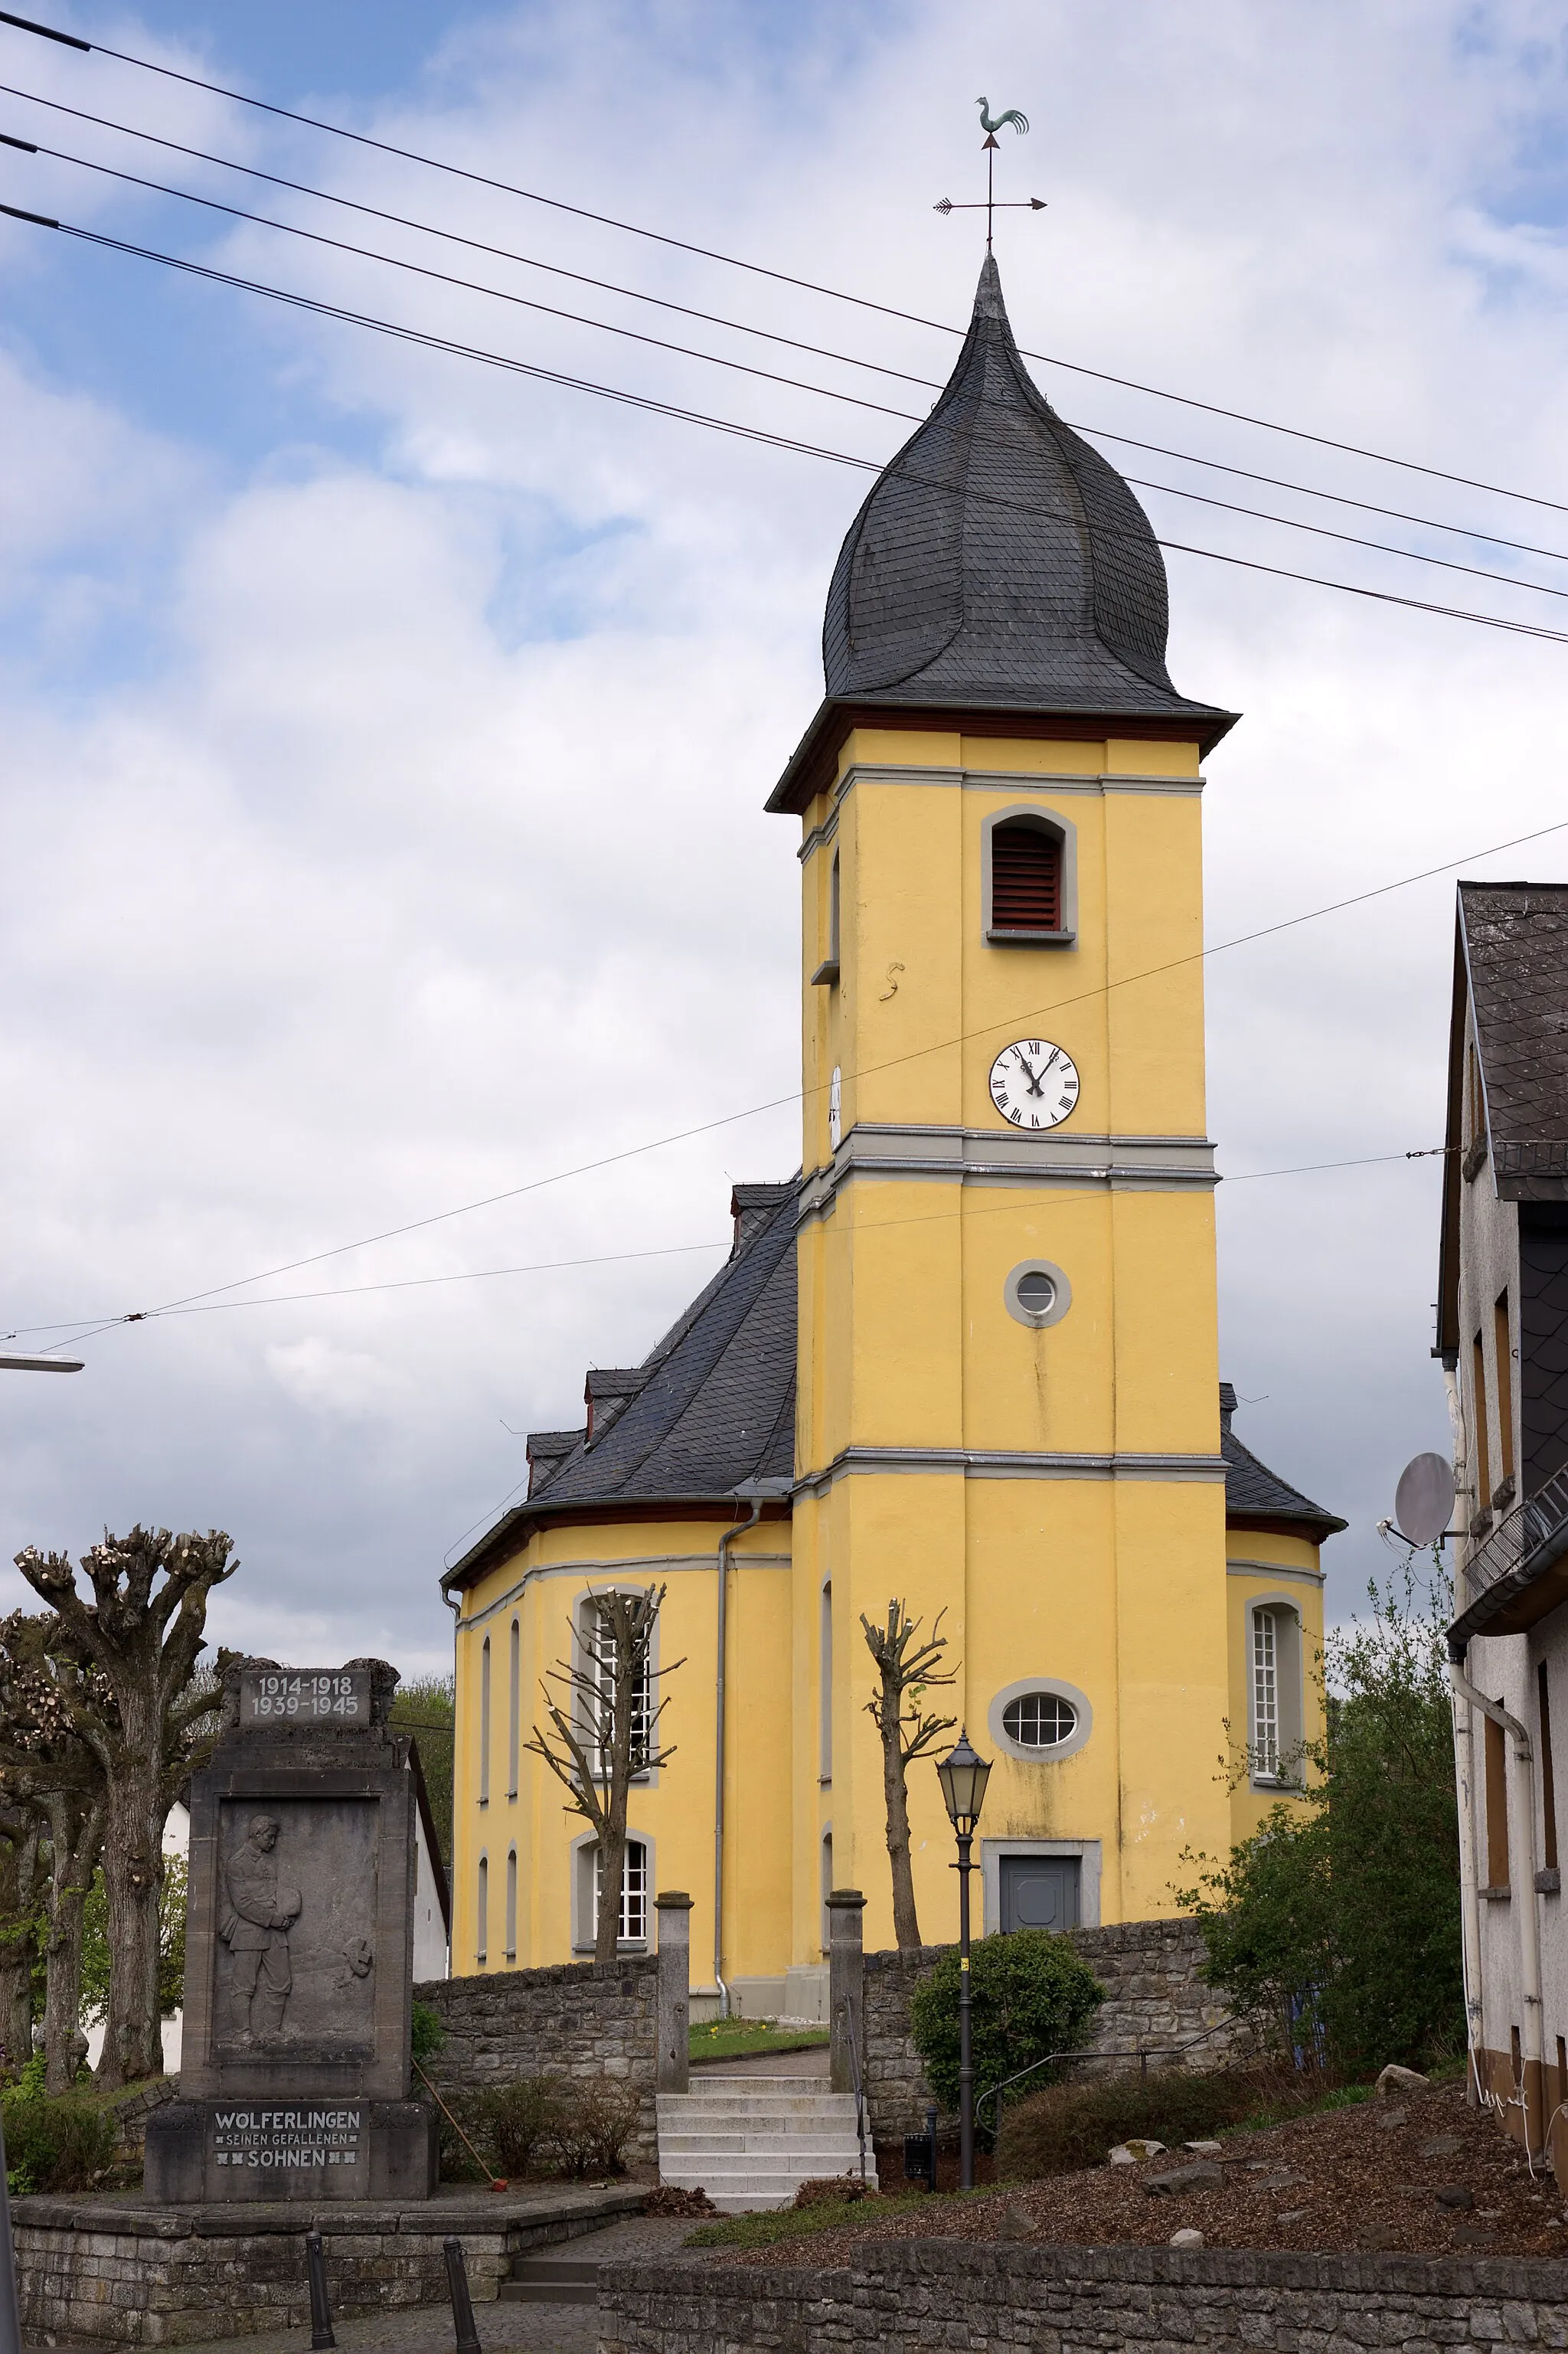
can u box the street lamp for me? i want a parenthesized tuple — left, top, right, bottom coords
(935, 1727, 991, 2189)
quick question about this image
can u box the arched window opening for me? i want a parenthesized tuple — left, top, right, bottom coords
(479, 1636, 492, 1804)
(593, 1839, 649, 1946)
(820, 1829, 834, 1953)
(476, 1853, 489, 1965)
(819, 1581, 833, 1782)
(508, 1617, 521, 1798)
(1250, 1604, 1305, 1786)
(990, 820, 1062, 933)
(505, 1848, 518, 1962)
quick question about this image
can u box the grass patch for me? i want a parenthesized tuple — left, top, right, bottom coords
(684, 2191, 927, 2248)
(689, 2020, 831, 2064)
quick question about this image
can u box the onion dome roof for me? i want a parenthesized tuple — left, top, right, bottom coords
(769, 257, 1234, 810)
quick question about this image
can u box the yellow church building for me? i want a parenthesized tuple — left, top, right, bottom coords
(440, 257, 1344, 2007)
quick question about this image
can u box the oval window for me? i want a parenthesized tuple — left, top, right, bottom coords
(1001, 1692, 1076, 1750)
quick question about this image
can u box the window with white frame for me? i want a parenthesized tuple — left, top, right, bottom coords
(593, 1838, 648, 1945)
(1252, 1611, 1280, 1780)
(1248, 1602, 1305, 1786)
(581, 1597, 653, 1777)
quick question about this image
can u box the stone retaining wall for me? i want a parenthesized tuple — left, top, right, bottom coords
(414, 1957, 661, 2161)
(601, 2241, 1568, 2354)
(13, 2184, 642, 2346)
(863, 1918, 1256, 2138)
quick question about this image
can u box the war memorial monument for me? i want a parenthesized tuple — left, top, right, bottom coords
(145, 1656, 439, 2202)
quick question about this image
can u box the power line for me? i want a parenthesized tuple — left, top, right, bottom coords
(8, 80, 1568, 572)
(5, 1145, 1450, 1352)
(8, 200, 1568, 651)
(5, 5, 1567, 519)
(11, 816, 1566, 1357)
(11, 136, 1568, 610)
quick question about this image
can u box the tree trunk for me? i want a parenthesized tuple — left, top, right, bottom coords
(878, 1691, 923, 1950)
(0, 1819, 41, 2078)
(96, 1717, 165, 2089)
(43, 1792, 103, 2095)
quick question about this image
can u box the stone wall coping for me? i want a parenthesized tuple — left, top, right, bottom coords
(603, 2238, 1568, 2300)
(416, 1960, 657, 1999)
(13, 2182, 645, 2241)
(863, 1918, 1207, 1973)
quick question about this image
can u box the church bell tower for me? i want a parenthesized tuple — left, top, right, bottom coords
(771, 257, 1241, 1953)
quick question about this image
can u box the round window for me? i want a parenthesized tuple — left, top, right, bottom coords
(1003, 1257, 1071, 1329)
(1001, 1692, 1077, 1750)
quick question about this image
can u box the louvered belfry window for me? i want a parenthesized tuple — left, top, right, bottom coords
(991, 822, 1062, 932)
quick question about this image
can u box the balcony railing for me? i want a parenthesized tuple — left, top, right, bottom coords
(1462, 1464, 1568, 1608)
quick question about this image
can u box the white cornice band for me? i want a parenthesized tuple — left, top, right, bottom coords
(799, 763, 1204, 860)
(797, 1446, 1227, 1496)
(797, 1123, 1218, 1217)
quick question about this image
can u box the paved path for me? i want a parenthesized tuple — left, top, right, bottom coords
(90, 2216, 727, 2354)
(690, 2043, 830, 2078)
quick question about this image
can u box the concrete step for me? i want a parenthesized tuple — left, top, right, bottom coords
(657, 2097, 859, 2120)
(660, 2131, 869, 2156)
(498, 2257, 599, 2307)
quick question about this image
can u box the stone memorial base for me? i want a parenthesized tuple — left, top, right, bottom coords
(12, 2180, 645, 2345)
(144, 2098, 439, 2204)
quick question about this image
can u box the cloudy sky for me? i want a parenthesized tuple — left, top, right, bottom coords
(3, 0, 1567, 1676)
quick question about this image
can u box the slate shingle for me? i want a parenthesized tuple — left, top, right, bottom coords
(1460, 882, 1568, 1199)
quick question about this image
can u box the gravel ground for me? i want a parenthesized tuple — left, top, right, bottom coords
(724, 2080, 1568, 2265)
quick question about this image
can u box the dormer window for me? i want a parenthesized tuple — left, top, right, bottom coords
(984, 808, 1076, 945)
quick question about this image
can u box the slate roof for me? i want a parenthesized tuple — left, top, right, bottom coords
(768, 260, 1234, 812)
(1459, 882, 1568, 1195)
(1220, 1383, 1347, 1538)
(444, 1194, 1342, 1589)
(442, 1184, 799, 1592)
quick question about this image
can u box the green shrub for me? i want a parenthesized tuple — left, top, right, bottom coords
(2, 2094, 115, 2195)
(910, 1931, 1104, 2118)
(995, 2064, 1281, 2179)
(410, 2001, 445, 2064)
(1177, 1565, 1463, 2075)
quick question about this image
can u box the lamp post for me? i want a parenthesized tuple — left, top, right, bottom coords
(936, 1728, 991, 2190)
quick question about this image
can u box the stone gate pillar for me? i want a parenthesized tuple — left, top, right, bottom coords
(826, 1888, 866, 2097)
(654, 1891, 692, 2094)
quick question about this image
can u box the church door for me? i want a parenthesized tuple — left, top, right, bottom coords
(998, 1853, 1080, 1934)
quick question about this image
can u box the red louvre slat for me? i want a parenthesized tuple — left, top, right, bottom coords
(991, 825, 1061, 931)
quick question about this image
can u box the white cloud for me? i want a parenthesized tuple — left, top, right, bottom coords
(2, 0, 1567, 1671)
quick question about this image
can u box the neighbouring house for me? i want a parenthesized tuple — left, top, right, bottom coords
(1438, 881, 1568, 2177)
(441, 255, 1344, 2012)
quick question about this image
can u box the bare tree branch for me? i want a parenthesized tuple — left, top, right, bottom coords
(861, 1600, 959, 1950)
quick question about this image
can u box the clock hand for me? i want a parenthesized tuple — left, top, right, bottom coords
(1014, 1054, 1044, 1095)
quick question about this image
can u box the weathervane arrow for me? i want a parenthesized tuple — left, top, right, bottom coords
(934, 97, 1044, 252)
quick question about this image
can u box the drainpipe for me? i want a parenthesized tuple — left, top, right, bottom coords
(1451, 1654, 1544, 2148)
(1443, 1362, 1486, 2103)
(714, 1496, 763, 2021)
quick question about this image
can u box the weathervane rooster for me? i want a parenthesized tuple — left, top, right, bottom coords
(976, 97, 1029, 136)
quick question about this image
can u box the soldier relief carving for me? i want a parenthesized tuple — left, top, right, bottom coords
(220, 1815, 300, 2042)
(214, 1798, 378, 2050)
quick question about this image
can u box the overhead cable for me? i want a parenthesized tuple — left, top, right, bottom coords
(5, 5, 1568, 517)
(7, 79, 1568, 571)
(8, 135, 1568, 606)
(6, 199, 1568, 648)
(11, 809, 1566, 1357)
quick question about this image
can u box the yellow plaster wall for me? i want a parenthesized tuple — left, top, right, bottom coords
(449, 1512, 793, 1983)
(1225, 1528, 1327, 1846)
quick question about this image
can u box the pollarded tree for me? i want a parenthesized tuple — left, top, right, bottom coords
(0, 1800, 44, 2079)
(0, 1612, 109, 2091)
(861, 1600, 958, 1950)
(14, 1528, 237, 2088)
(524, 1585, 682, 1963)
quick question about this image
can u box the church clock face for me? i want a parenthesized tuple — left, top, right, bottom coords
(989, 1038, 1080, 1131)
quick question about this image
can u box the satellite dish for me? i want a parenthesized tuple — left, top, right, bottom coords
(1394, 1452, 1456, 1547)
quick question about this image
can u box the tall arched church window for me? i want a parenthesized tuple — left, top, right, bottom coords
(479, 1636, 492, 1804)
(508, 1617, 521, 1798)
(505, 1847, 518, 1961)
(476, 1852, 489, 1965)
